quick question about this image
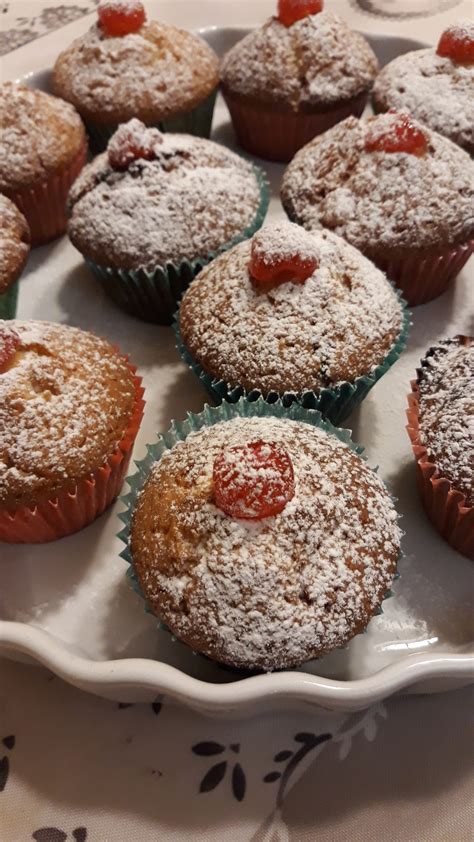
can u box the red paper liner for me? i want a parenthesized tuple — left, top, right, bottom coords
(374, 239, 474, 307)
(221, 87, 368, 163)
(0, 361, 145, 544)
(406, 381, 473, 560)
(4, 141, 88, 247)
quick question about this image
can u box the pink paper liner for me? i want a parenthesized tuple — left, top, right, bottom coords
(221, 87, 368, 163)
(4, 141, 88, 247)
(374, 239, 474, 307)
(0, 360, 145, 544)
(406, 381, 474, 560)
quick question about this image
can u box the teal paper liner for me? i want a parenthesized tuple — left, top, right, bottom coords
(0, 280, 19, 320)
(175, 289, 410, 425)
(84, 165, 269, 325)
(86, 88, 218, 154)
(117, 397, 401, 668)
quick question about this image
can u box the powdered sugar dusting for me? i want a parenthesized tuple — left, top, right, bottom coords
(99, 0, 143, 11)
(0, 196, 30, 294)
(373, 46, 474, 154)
(251, 221, 320, 265)
(180, 224, 403, 395)
(131, 416, 401, 671)
(220, 12, 378, 109)
(417, 336, 473, 505)
(68, 132, 263, 269)
(281, 115, 474, 252)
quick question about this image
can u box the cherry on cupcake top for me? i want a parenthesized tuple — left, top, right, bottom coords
(0, 325, 21, 373)
(98, 0, 146, 37)
(249, 222, 320, 287)
(364, 111, 429, 156)
(437, 20, 474, 65)
(213, 439, 295, 520)
(107, 118, 163, 169)
(277, 0, 323, 27)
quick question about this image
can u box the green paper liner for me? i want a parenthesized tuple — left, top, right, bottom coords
(84, 165, 270, 325)
(0, 280, 19, 319)
(175, 288, 410, 425)
(86, 88, 218, 154)
(117, 397, 401, 669)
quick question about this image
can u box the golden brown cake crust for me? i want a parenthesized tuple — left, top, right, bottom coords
(131, 416, 400, 671)
(0, 320, 137, 509)
(0, 196, 30, 294)
(52, 21, 219, 126)
(0, 84, 87, 193)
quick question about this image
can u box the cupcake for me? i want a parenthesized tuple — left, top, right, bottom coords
(0, 83, 87, 247)
(220, 0, 378, 162)
(0, 196, 30, 319)
(281, 111, 474, 306)
(122, 400, 401, 671)
(407, 336, 473, 560)
(68, 119, 269, 324)
(373, 21, 474, 155)
(177, 221, 407, 424)
(52, 0, 219, 153)
(0, 320, 145, 543)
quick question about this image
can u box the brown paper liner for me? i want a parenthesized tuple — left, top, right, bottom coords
(4, 142, 88, 247)
(406, 381, 474, 560)
(374, 239, 474, 307)
(221, 87, 368, 163)
(0, 361, 145, 544)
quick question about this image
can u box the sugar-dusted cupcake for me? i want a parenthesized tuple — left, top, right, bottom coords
(0, 320, 145, 543)
(220, 0, 378, 162)
(177, 221, 407, 424)
(407, 336, 473, 560)
(281, 112, 474, 306)
(53, 0, 219, 153)
(0, 84, 87, 247)
(68, 119, 269, 324)
(373, 21, 474, 155)
(121, 399, 401, 671)
(0, 197, 30, 319)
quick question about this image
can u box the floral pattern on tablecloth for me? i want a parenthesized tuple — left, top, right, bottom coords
(0, 1, 98, 56)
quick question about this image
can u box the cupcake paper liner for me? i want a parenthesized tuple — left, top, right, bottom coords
(221, 86, 368, 163)
(5, 142, 88, 247)
(174, 289, 410, 426)
(85, 166, 270, 325)
(0, 280, 19, 320)
(86, 88, 218, 154)
(373, 239, 474, 307)
(407, 379, 473, 560)
(0, 361, 145, 544)
(117, 397, 400, 668)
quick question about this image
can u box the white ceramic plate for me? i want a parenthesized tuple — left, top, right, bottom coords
(1, 24, 473, 715)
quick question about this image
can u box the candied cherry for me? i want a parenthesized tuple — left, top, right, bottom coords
(365, 112, 428, 156)
(98, 0, 146, 37)
(437, 22, 474, 64)
(277, 0, 323, 27)
(213, 440, 295, 520)
(249, 228, 319, 287)
(108, 118, 162, 169)
(0, 326, 21, 373)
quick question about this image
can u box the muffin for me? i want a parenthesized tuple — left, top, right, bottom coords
(373, 21, 474, 155)
(177, 221, 407, 424)
(220, 0, 378, 162)
(281, 111, 474, 306)
(123, 399, 401, 671)
(68, 119, 269, 324)
(0, 83, 87, 247)
(0, 320, 145, 543)
(0, 197, 30, 319)
(52, 0, 219, 153)
(407, 336, 473, 560)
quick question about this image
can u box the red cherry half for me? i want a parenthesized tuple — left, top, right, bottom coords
(98, 0, 146, 37)
(0, 326, 21, 373)
(249, 233, 319, 286)
(365, 112, 428, 156)
(213, 440, 295, 520)
(277, 0, 323, 27)
(437, 22, 474, 64)
(108, 119, 162, 170)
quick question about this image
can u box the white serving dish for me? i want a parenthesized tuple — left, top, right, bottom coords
(0, 21, 473, 715)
